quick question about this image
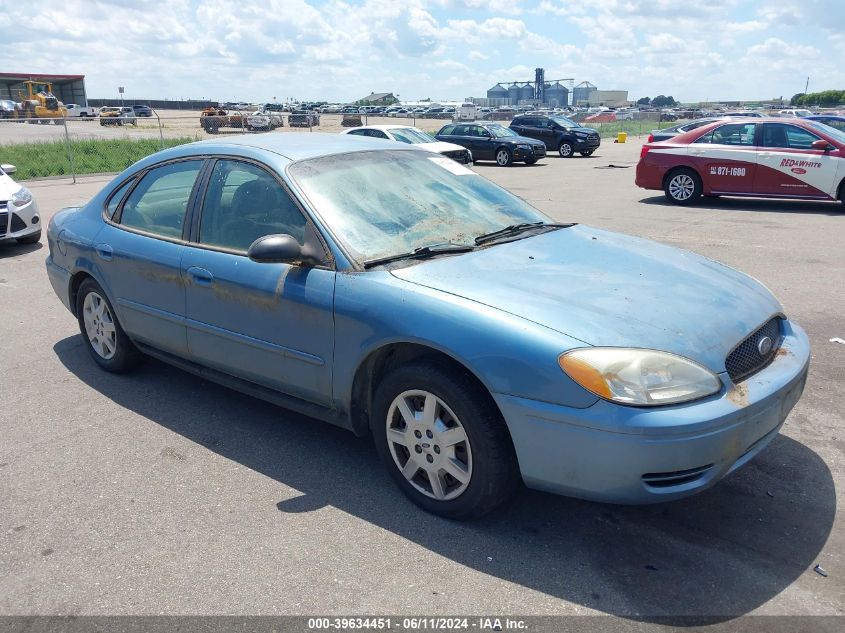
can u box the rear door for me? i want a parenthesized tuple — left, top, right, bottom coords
(755, 123, 840, 198)
(95, 159, 204, 356)
(688, 121, 757, 194)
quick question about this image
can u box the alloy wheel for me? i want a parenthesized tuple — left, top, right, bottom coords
(385, 390, 473, 501)
(669, 174, 695, 201)
(82, 292, 117, 360)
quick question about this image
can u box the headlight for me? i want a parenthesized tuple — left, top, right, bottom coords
(559, 348, 721, 406)
(574, 131, 589, 137)
(516, 144, 531, 150)
(12, 187, 32, 206)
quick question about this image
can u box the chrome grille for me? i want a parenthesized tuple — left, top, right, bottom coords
(725, 317, 782, 383)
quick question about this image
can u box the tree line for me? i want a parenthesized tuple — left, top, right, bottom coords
(790, 90, 845, 107)
(636, 95, 678, 107)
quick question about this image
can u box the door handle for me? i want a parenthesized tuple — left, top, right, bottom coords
(690, 149, 705, 155)
(95, 244, 113, 261)
(187, 266, 214, 286)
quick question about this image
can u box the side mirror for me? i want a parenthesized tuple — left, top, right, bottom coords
(1, 163, 16, 174)
(248, 234, 323, 267)
(811, 139, 833, 152)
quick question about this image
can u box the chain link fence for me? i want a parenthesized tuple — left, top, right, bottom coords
(0, 109, 686, 182)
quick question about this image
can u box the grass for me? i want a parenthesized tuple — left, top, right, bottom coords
(1, 137, 196, 180)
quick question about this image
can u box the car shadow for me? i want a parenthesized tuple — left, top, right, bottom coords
(0, 240, 43, 258)
(54, 335, 835, 623)
(639, 195, 843, 216)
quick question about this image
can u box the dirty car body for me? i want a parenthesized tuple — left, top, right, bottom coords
(45, 133, 809, 517)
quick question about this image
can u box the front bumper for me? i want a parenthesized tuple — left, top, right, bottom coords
(494, 321, 810, 504)
(574, 135, 601, 150)
(514, 145, 546, 161)
(0, 198, 41, 241)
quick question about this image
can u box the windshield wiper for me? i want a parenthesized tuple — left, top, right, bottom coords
(474, 222, 575, 246)
(363, 243, 475, 269)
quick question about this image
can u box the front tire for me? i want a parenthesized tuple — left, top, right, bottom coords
(75, 279, 143, 373)
(524, 158, 537, 165)
(558, 141, 574, 157)
(580, 150, 594, 157)
(372, 360, 519, 519)
(664, 168, 703, 205)
(495, 147, 513, 167)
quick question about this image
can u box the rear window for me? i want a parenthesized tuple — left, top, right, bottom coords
(438, 124, 457, 136)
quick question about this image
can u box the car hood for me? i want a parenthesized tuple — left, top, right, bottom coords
(416, 141, 470, 154)
(502, 135, 545, 146)
(390, 225, 783, 373)
(0, 174, 22, 199)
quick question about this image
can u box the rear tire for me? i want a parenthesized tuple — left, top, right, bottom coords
(371, 359, 520, 519)
(75, 279, 143, 373)
(664, 168, 702, 205)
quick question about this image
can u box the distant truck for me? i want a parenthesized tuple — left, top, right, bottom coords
(65, 104, 99, 118)
(456, 102, 478, 121)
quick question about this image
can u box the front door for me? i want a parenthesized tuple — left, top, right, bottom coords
(755, 122, 841, 199)
(688, 121, 758, 194)
(95, 159, 205, 356)
(181, 158, 335, 406)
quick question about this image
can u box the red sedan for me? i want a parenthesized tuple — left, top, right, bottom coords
(636, 117, 845, 205)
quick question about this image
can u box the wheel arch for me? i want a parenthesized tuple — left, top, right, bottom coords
(348, 342, 507, 440)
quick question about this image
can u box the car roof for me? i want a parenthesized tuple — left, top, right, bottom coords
(184, 132, 414, 161)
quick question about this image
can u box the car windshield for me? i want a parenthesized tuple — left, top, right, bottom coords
(551, 116, 578, 128)
(288, 150, 549, 262)
(389, 128, 436, 144)
(807, 121, 845, 144)
(487, 125, 517, 138)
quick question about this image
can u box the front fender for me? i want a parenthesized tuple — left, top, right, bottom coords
(332, 271, 599, 411)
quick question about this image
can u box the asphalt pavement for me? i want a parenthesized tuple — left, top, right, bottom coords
(1, 139, 842, 623)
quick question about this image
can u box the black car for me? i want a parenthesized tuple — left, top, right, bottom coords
(804, 115, 845, 132)
(509, 114, 600, 157)
(131, 104, 153, 117)
(435, 121, 546, 166)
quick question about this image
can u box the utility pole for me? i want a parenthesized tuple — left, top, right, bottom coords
(805, 77, 809, 94)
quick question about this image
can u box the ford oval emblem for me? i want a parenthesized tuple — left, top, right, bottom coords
(758, 336, 773, 356)
(791, 167, 807, 175)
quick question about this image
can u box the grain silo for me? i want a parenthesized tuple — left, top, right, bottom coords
(545, 81, 569, 107)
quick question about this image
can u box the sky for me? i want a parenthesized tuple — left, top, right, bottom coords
(2, 0, 844, 104)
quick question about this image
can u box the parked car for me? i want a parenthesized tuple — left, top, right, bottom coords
(263, 103, 285, 112)
(131, 105, 153, 117)
(804, 115, 845, 132)
(65, 103, 99, 118)
(779, 109, 813, 118)
(510, 113, 601, 157)
(246, 110, 283, 131)
(99, 107, 137, 126)
(45, 133, 810, 518)
(289, 110, 320, 127)
(342, 125, 472, 164)
(647, 117, 728, 143)
(0, 163, 41, 244)
(636, 117, 845, 204)
(436, 122, 545, 166)
(0, 100, 18, 119)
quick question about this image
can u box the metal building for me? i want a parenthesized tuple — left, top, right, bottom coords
(0, 73, 88, 106)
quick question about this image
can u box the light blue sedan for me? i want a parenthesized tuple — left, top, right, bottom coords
(46, 134, 810, 519)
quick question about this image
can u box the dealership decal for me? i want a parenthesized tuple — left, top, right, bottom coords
(710, 166, 746, 176)
(780, 158, 821, 169)
(791, 167, 807, 174)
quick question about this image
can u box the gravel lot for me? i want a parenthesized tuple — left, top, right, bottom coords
(1, 138, 842, 623)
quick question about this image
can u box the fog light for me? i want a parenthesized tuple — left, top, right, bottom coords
(32, 215, 40, 224)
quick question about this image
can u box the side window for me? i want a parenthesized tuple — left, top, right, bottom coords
(199, 160, 307, 252)
(368, 129, 389, 139)
(347, 129, 367, 136)
(785, 125, 821, 149)
(703, 123, 756, 146)
(105, 178, 135, 219)
(470, 126, 487, 137)
(119, 161, 202, 238)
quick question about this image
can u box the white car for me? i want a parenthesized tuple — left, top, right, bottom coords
(246, 110, 283, 131)
(0, 163, 41, 245)
(779, 109, 813, 118)
(341, 125, 473, 164)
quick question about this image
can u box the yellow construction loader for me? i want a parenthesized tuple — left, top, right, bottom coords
(17, 80, 68, 123)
